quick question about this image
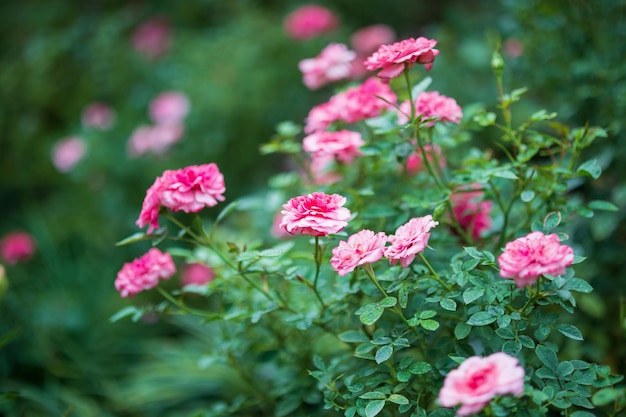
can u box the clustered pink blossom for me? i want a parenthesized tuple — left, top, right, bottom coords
(280, 192, 350, 236)
(51, 136, 86, 173)
(82, 102, 115, 130)
(331, 230, 387, 276)
(385, 215, 438, 267)
(498, 231, 574, 288)
(115, 248, 176, 298)
(128, 91, 190, 157)
(305, 77, 397, 133)
(450, 185, 493, 240)
(303, 130, 364, 163)
(439, 352, 525, 416)
(364, 37, 439, 79)
(283, 5, 338, 40)
(398, 91, 463, 126)
(298, 43, 356, 90)
(405, 143, 446, 176)
(137, 163, 226, 233)
(181, 262, 215, 287)
(0, 231, 36, 265)
(132, 17, 171, 59)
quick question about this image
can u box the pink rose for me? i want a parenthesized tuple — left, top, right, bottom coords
(136, 163, 226, 233)
(364, 37, 439, 79)
(303, 130, 364, 163)
(406, 144, 446, 176)
(131, 17, 171, 59)
(306, 156, 343, 186)
(398, 91, 463, 126)
(149, 91, 190, 125)
(498, 231, 574, 288)
(181, 262, 215, 287)
(450, 185, 493, 240)
(51, 136, 86, 173)
(280, 192, 351, 237)
(298, 43, 356, 90)
(82, 102, 115, 130)
(304, 77, 396, 133)
(127, 124, 184, 157)
(350, 24, 396, 55)
(439, 352, 525, 416)
(283, 5, 338, 40)
(330, 229, 387, 276)
(385, 215, 438, 267)
(115, 248, 176, 298)
(0, 231, 36, 264)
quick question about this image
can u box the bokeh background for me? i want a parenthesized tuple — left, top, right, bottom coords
(1, 0, 625, 415)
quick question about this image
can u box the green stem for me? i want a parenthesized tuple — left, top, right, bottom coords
(156, 286, 218, 319)
(362, 264, 389, 298)
(312, 236, 326, 311)
(418, 253, 450, 291)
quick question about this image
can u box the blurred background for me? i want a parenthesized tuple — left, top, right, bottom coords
(0, 0, 624, 415)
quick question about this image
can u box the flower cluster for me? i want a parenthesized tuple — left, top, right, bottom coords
(302, 129, 364, 164)
(364, 36, 439, 79)
(450, 185, 493, 240)
(0, 231, 36, 265)
(52, 136, 86, 173)
(115, 248, 176, 298)
(398, 91, 463, 126)
(280, 192, 350, 236)
(305, 77, 397, 133)
(137, 163, 226, 233)
(283, 5, 338, 40)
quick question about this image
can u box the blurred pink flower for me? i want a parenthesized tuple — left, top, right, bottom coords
(330, 229, 387, 276)
(298, 43, 356, 90)
(136, 163, 226, 233)
(283, 5, 338, 40)
(406, 144, 446, 175)
(303, 130, 364, 163)
(51, 136, 86, 173)
(503, 38, 524, 58)
(450, 185, 493, 240)
(181, 262, 215, 287)
(307, 156, 343, 185)
(304, 77, 397, 133)
(82, 102, 115, 130)
(280, 192, 350, 237)
(149, 91, 190, 125)
(498, 231, 574, 288)
(0, 231, 36, 265)
(132, 17, 171, 59)
(385, 215, 438, 267)
(127, 124, 184, 157)
(364, 37, 439, 79)
(115, 248, 176, 298)
(439, 352, 525, 416)
(350, 24, 396, 55)
(398, 91, 463, 126)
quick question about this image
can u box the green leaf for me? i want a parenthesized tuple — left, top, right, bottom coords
(577, 159, 602, 180)
(339, 331, 370, 343)
(592, 387, 625, 406)
(375, 345, 394, 364)
(464, 247, 483, 259)
(380, 297, 398, 308)
(492, 170, 519, 180)
(588, 200, 619, 211)
(411, 76, 433, 98)
(536, 345, 558, 371)
(467, 311, 496, 326)
(521, 190, 535, 202)
(419, 309, 437, 319)
(562, 278, 593, 293)
(365, 400, 386, 417)
(360, 391, 388, 400)
(463, 287, 485, 304)
(421, 319, 440, 331)
(357, 304, 385, 326)
(388, 394, 409, 405)
(557, 361, 575, 378)
(570, 412, 596, 417)
(454, 323, 471, 339)
(440, 298, 457, 311)
(519, 335, 536, 349)
(109, 306, 143, 323)
(409, 362, 432, 375)
(345, 406, 357, 417)
(543, 211, 562, 231)
(473, 111, 497, 127)
(555, 324, 584, 341)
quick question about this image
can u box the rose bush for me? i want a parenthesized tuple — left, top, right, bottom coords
(114, 35, 625, 417)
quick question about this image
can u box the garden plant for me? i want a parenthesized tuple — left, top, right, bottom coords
(112, 30, 626, 417)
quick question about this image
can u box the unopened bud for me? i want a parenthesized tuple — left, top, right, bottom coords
(491, 50, 505, 76)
